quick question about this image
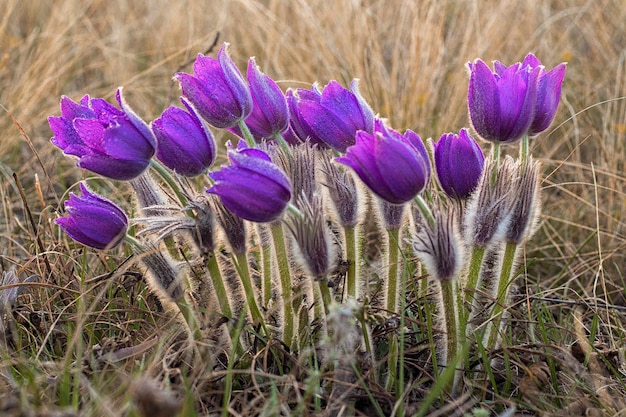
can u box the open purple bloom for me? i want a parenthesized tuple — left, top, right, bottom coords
(48, 88, 157, 181)
(467, 58, 541, 143)
(152, 97, 217, 177)
(336, 120, 430, 205)
(287, 79, 375, 152)
(229, 58, 289, 142)
(207, 142, 291, 223)
(56, 182, 128, 250)
(435, 128, 485, 199)
(175, 43, 252, 129)
(521, 53, 567, 136)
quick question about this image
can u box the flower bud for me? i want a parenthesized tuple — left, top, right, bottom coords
(49, 88, 156, 180)
(287, 79, 374, 152)
(175, 43, 252, 128)
(152, 97, 217, 177)
(336, 119, 430, 205)
(435, 128, 484, 199)
(207, 141, 292, 223)
(56, 182, 128, 250)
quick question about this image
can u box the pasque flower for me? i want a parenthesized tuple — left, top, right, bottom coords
(152, 97, 217, 177)
(521, 53, 567, 136)
(56, 182, 128, 250)
(175, 43, 252, 129)
(229, 58, 289, 141)
(207, 142, 291, 223)
(48, 88, 157, 181)
(467, 57, 541, 143)
(336, 119, 430, 205)
(287, 79, 375, 152)
(435, 128, 485, 199)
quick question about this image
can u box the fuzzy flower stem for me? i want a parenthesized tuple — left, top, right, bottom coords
(344, 225, 358, 300)
(520, 134, 529, 164)
(234, 252, 265, 330)
(317, 279, 333, 315)
(386, 228, 401, 313)
(464, 245, 486, 310)
(413, 194, 435, 226)
(261, 239, 272, 308)
(270, 222, 295, 349)
(149, 159, 188, 206)
(440, 279, 460, 394)
(238, 119, 257, 148)
(206, 249, 233, 318)
(273, 132, 292, 157)
(486, 241, 518, 350)
(490, 142, 501, 182)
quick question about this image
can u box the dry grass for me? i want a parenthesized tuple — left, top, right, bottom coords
(2, 0, 626, 415)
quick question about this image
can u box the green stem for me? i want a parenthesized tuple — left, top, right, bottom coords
(273, 132, 292, 156)
(486, 242, 518, 350)
(386, 228, 400, 313)
(234, 252, 265, 329)
(490, 142, 501, 183)
(149, 159, 188, 206)
(261, 235, 272, 308)
(344, 225, 358, 301)
(238, 119, 257, 148)
(270, 223, 295, 350)
(440, 279, 460, 394)
(520, 134, 529, 164)
(464, 245, 486, 308)
(206, 249, 233, 318)
(413, 194, 435, 226)
(317, 279, 333, 314)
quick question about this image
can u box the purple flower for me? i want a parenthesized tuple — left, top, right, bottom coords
(467, 58, 541, 143)
(435, 128, 485, 199)
(229, 58, 289, 141)
(287, 79, 375, 152)
(175, 43, 252, 129)
(521, 53, 567, 136)
(207, 142, 291, 223)
(336, 120, 430, 205)
(152, 97, 217, 177)
(48, 88, 157, 181)
(56, 182, 128, 250)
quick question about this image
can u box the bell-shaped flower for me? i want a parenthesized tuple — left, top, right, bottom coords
(48, 88, 157, 181)
(287, 79, 375, 152)
(435, 128, 485, 199)
(336, 119, 430, 205)
(152, 97, 217, 177)
(207, 141, 292, 223)
(229, 58, 289, 142)
(175, 43, 252, 129)
(521, 53, 567, 136)
(56, 182, 128, 250)
(467, 58, 541, 143)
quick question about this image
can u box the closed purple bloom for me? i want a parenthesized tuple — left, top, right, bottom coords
(152, 97, 217, 177)
(521, 53, 567, 136)
(435, 128, 485, 199)
(336, 120, 430, 205)
(48, 88, 157, 181)
(175, 43, 252, 129)
(207, 142, 291, 223)
(229, 58, 289, 141)
(287, 79, 375, 152)
(467, 58, 541, 143)
(56, 183, 128, 250)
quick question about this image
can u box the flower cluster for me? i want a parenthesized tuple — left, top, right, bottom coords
(50, 44, 565, 396)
